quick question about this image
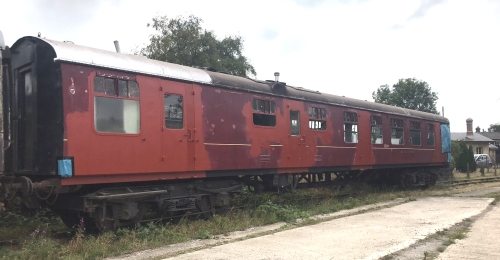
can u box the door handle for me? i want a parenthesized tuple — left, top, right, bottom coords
(187, 129, 195, 142)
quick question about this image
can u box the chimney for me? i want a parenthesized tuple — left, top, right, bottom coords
(0, 30, 5, 50)
(476, 126, 480, 133)
(466, 118, 473, 139)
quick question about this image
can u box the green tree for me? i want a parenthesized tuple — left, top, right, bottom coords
(372, 78, 439, 114)
(141, 15, 256, 78)
(454, 141, 477, 172)
(488, 123, 500, 132)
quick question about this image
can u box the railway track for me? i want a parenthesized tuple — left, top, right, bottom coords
(2, 176, 499, 245)
(439, 176, 500, 186)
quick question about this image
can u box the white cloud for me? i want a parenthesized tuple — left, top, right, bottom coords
(1, 0, 499, 132)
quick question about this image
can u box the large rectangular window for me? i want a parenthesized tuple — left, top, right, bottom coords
(94, 76, 140, 134)
(344, 112, 358, 143)
(427, 124, 435, 146)
(410, 121, 421, 146)
(390, 118, 404, 145)
(290, 111, 300, 136)
(252, 99, 276, 127)
(164, 94, 183, 129)
(308, 106, 326, 130)
(371, 116, 383, 144)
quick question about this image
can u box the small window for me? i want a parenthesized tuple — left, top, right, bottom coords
(427, 124, 435, 146)
(105, 78, 116, 96)
(129, 82, 140, 98)
(164, 94, 183, 129)
(410, 121, 421, 146)
(94, 76, 140, 98)
(94, 76, 140, 134)
(476, 147, 483, 154)
(390, 118, 404, 145)
(118, 80, 128, 97)
(308, 106, 326, 130)
(344, 112, 358, 143)
(94, 77, 105, 94)
(371, 116, 383, 144)
(252, 99, 276, 127)
(290, 111, 300, 136)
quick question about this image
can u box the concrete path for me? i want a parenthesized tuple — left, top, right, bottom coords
(166, 197, 492, 260)
(437, 203, 500, 260)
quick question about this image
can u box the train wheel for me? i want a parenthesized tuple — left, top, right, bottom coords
(53, 209, 81, 229)
(196, 195, 212, 219)
(91, 206, 114, 232)
(399, 174, 413, 190)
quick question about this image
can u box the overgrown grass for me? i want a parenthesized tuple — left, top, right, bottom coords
(0, 181, 495, 259)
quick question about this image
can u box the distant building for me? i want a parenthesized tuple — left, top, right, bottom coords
(450, 118, 495, 164)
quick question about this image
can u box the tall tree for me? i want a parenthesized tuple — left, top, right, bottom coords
(372, 78, 439, 114)
(141, 15, 256, 78)
(488, 123, 500, 132)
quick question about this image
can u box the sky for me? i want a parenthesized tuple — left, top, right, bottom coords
(1, 0, 500, 132)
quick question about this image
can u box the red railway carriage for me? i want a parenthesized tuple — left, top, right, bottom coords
(0, 36, 451, 230)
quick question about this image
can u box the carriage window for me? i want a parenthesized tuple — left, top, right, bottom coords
(252, 99, 276, 127)
(427, 124, 435, 146)
(94, 77, 105, 93)
(390, 118, 404, 145)
(371, 116, 383, 144)
(94, 76, 140, 134)
(410, 121, 421, 146)
(309, 106, 326, 130)
(164, 94, 183, 129)
(290, 111, 300, 136)
(344, 112, 358, 143)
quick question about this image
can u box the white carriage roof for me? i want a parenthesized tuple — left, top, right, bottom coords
(39, 37, 213, 84)
(12, 36, 449, 124)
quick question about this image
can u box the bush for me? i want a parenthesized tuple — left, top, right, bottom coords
(454, 141, 476, 172)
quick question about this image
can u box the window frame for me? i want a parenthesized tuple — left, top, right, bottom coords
(164, 93, 184, 130)
(409, 121, 421, 146)
(370, 115, 383, 144)
(308, 106, 327, 131)
(343, 111, 358, 143)
(390, 118, 405, 145)
(427, 123, 435, 146)
(251, 98, 277, 127)
(92, 75, 141, 135)
(290, 110, 301, 136)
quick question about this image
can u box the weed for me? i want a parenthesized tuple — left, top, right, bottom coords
(0, 180, 492, 259)
(252, 201, 310, 223)
(442, 239, 455, 246)
(196, 229, 212, 239)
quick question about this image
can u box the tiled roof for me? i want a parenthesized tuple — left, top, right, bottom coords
(477, 132, 500, 140)
(450, 132, 493, 142)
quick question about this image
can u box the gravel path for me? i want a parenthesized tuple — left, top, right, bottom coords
(436, 203, 500, 260)
(165, 197, 492, 260)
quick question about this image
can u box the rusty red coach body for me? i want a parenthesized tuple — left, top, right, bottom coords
(0, 36, 450, 230)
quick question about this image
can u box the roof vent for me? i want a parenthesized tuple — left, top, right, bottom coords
(114, 40, 121, 53)
(274, 72, 280, 82)
(0, 30, 5, 50)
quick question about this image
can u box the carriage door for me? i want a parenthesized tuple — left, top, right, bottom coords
(161, 80, 195, 172)
(285, 100, 304, 168)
